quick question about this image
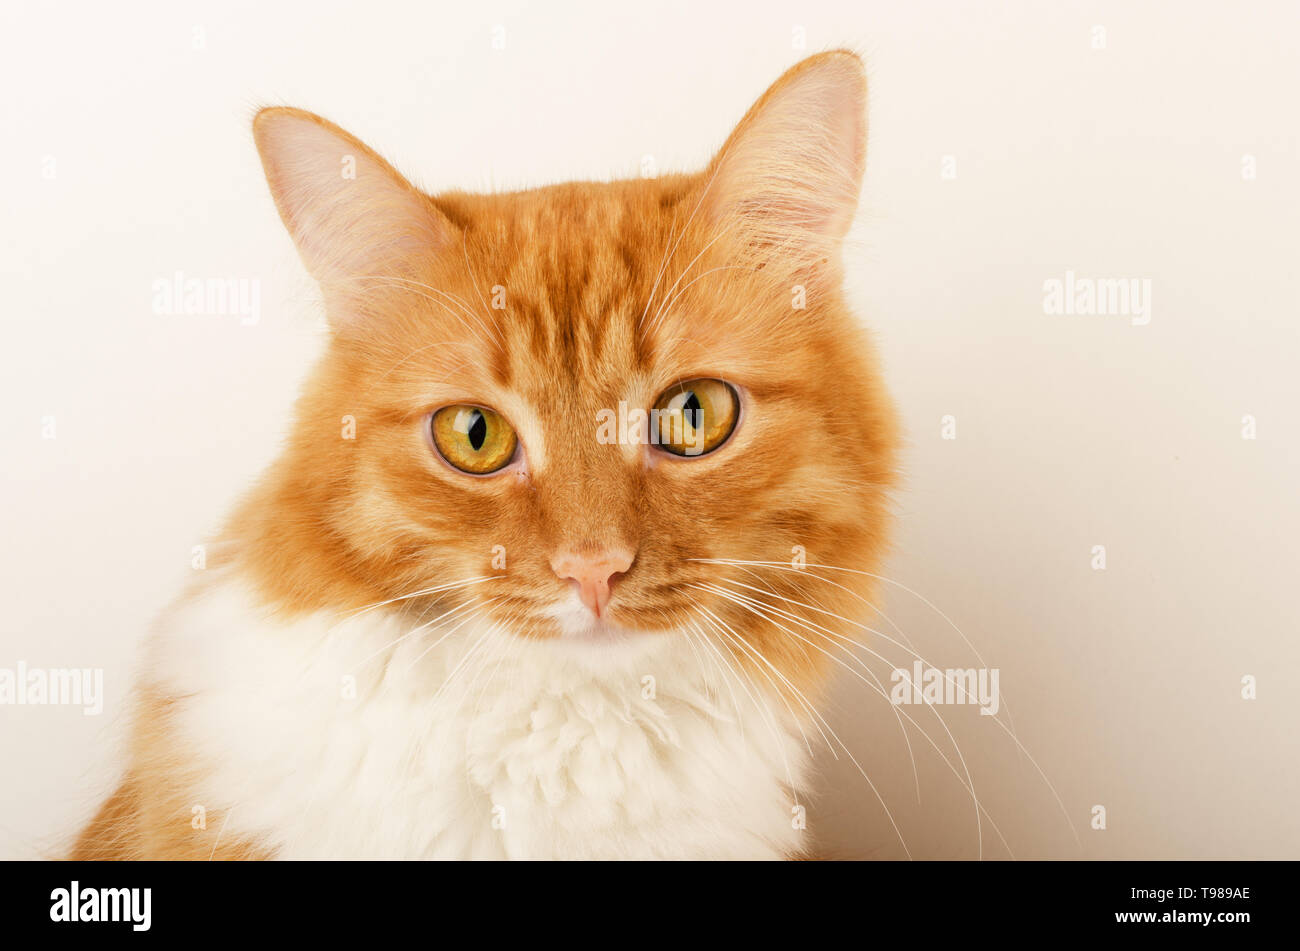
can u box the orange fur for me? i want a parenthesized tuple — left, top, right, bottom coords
(75, 51, 898, 859)
(71, 691, 268, 860)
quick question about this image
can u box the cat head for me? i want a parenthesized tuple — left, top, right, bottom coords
(236, 51, 897, 680)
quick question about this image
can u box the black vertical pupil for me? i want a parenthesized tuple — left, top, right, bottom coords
(467, 410, 487, 450)
(683, 391, 702, 427)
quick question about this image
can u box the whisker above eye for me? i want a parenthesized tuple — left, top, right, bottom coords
(638, 151, 733, 334)
(646, 223, 738, 333)
(460, 231, 507, 348)
(340, 274, 500, 350)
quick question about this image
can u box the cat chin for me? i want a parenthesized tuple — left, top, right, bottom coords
(542, 599, 662, 651)
(557, 617, 647, 644)
(550, 612, 646, 643)
(527, 620, 670, 675)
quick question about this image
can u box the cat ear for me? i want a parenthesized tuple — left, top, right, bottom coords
(704, 51, 866, 273)
(252, 107, 452, 307)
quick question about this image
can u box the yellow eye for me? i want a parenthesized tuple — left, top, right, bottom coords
(430, 405, 518, 474)
(651, 379, 739, 457)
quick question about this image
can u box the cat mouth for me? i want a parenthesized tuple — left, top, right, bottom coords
(545, 598, 650, 643)
(553, 609, 640, 642)
(563, 617, 633, 642)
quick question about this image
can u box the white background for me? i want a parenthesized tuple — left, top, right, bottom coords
(2, 0, 1297, 859)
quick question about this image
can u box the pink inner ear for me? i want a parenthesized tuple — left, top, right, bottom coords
(707, 54, 867, 257)
(254, 110, 450, 294)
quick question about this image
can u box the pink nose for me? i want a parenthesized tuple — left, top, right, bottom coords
(551, 548, 635, 618)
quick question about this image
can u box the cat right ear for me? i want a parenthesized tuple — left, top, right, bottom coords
(252, 107, 452, 313)
(702, 51, 867, 280)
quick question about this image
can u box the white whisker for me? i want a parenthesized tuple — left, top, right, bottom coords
(692, 559, 1079, 849)
(697, 580, 1003, 859)
(694, 597, 914, 859)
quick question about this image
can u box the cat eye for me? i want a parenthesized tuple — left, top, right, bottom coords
(651, 379, 739, 457)
(430, 405, 518, 474)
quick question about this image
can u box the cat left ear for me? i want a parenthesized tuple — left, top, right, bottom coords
(703, 51, 867, 274)
(253, 107, 453, 316)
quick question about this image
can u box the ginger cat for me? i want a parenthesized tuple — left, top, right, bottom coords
(74, 50, 897, 860)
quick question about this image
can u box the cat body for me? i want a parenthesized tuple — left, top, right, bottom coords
(74, 51, 898, 860)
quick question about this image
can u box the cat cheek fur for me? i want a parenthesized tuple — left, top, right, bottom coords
(73, 50, 898, 859)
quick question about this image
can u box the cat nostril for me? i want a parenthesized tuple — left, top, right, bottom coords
(551, 548, 636, 618)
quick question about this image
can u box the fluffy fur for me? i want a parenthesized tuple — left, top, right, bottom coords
(74, 50, 898, 860)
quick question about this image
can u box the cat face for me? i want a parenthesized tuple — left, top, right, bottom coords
(237, 52, 897, 687)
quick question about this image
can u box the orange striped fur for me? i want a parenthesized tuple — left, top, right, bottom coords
(74, 50, 897, 860)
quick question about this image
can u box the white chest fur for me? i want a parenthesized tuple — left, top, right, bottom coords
(146, 577, 808, 859)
